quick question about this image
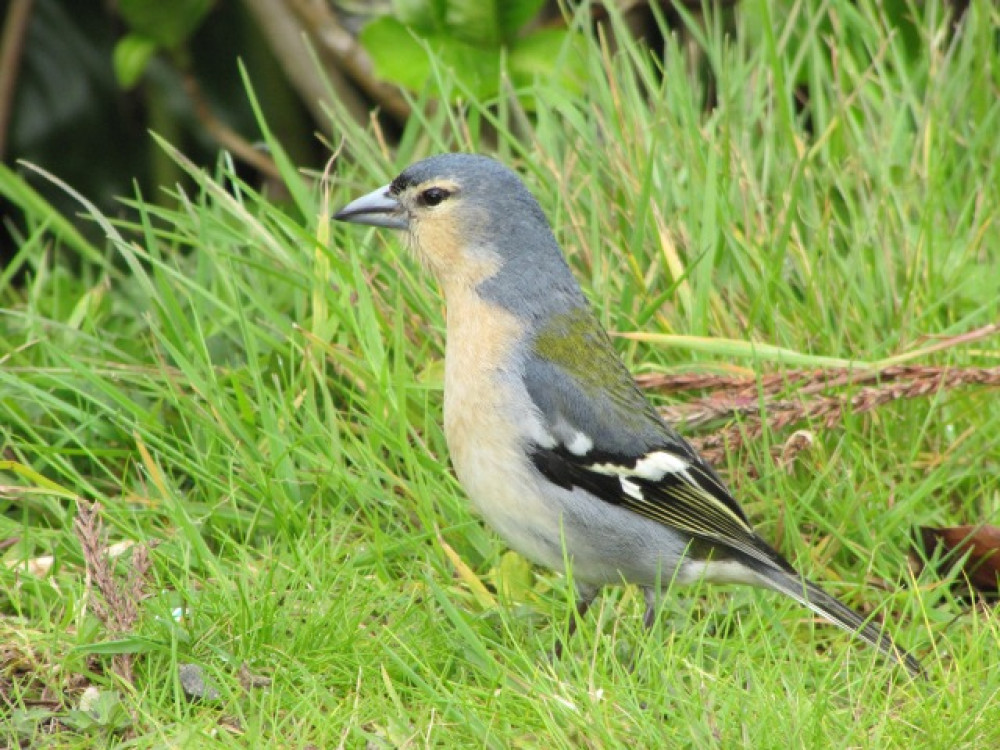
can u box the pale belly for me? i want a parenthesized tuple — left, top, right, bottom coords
(444, 374, 569, 572)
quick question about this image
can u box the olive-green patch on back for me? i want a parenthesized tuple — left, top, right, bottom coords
(532, 309, 642, 397)
(529, 307, 673, 443)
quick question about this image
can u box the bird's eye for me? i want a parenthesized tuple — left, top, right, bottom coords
(419, 187, 451, 207)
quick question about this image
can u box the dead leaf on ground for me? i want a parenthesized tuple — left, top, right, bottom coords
(915, 524, 1000, 598)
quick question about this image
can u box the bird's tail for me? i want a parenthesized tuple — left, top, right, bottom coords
(751, 562, 925, 678)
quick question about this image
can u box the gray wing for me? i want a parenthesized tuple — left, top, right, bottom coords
(523, 311, 777, 563)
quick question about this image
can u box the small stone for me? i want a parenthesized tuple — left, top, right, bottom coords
(178, 662, 221, 701)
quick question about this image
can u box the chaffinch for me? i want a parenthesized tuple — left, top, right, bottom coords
(334, 153, 923, 676)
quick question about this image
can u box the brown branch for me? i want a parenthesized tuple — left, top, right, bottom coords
(177, 67, 283, 183)
(283, 0, 411, 123)
(240, 0, 369, 126)
(0, 0, 35, 160)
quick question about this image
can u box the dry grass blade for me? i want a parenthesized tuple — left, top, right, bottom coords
(664, 366, 1000, 466)
(643, 364, 1000, 404)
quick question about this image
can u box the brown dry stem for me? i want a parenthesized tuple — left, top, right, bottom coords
(643, 365, 1000, 468)
(73, 500, 154, 688)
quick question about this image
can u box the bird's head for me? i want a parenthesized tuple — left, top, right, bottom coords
(335, 154, 581, 310)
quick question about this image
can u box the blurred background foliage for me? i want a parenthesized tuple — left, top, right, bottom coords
(0, 0, 974, 274)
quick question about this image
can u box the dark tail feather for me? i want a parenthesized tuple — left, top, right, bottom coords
(754, 564, 925, 678)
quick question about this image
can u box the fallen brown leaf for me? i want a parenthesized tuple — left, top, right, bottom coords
(916, 524, 1000, 598)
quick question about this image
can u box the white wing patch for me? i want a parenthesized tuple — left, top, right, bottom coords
(633, 451, 688, 480)
(620, 478, 644, 500)
(525, 413, 558, 449)
(590, 450, 690, 482)
(566, 431, 594, 456)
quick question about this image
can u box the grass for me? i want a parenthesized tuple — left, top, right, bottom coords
(2, 0, 1000, 746)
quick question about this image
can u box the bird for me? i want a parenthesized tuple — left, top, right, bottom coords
(334, 152, 924, 677)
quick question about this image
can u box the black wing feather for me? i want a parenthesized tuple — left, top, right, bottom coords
(530, 444, 782, 568)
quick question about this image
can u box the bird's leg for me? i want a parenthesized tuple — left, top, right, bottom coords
(567, 585, 598, 637)
(642, 587, 658, 630)
(552, 584, 599, 659)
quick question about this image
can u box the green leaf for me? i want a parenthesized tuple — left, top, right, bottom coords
(435, 39, 503, 99)
(117, 0, 212, 49)
(112, 33, 158, 89)
(509, 29, 581, 89)
(363, 1, 552, 100)
(496, 0, 547, 41)
(392, 0, 447, 34)
(72, 637, 162, 656)
(390, 0, 544, 47)
(442, 0, 545, 45)
(360, 17, 432, 92)
(65, 690, 133, 732)
(506, 29, 587, 111)
(443, 0, 502, 46)
(11, 709, 59, 739)
(360, 18, 503, 99)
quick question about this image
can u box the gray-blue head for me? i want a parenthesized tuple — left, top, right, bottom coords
(335, 154, 586, 317)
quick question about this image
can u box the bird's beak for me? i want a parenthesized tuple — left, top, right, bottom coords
(333, 184, 408, 230)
